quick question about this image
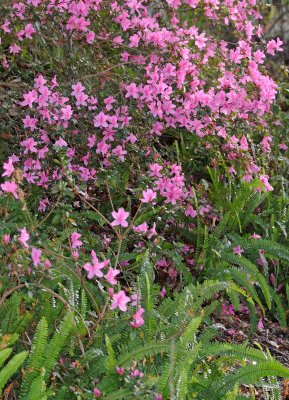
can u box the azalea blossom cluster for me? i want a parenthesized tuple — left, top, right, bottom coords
(1, 0, 283, 184)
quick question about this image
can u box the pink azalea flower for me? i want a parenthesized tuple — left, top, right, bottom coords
(71, 232, 82, 248)
(259, 175, 273, 192)
(141, 189, 156, 203)
(148, 222, 157, 239)
(149, 163, 163, 177)
(111, 208, 129, 228)
(86, 31, 95, 44)
(233, 245, 244, 256)
(2, 159, 14, 177)
(279, 143, 288, 151)
(83, 251, 109, 279)
(105, 267, 120, 285)
(130, 307, 145, 328)
(116, 366, 125, 375)
(257, 317, 264, 331)
(93, 388, 101, 398)
(133, 222, 148, 234)
(23, 115, 38, 131)
(61, 105, 73, 121)
(19, 227, 30, 248)
(111, 290, 130, 312)
(31, 248, 42, 266)
(229, 166, 236, 175)
(250, 233, 261, 239)
(21, 90, 38, 108)
(9, 43, 21, 54)
(131, 293, 140, 306)
(55, 138, 68, 147)
(23, 23, 36, 39)
(3, 234, 10, 245)
(1, 181, 18, 198)
(20, 137, 37, 154)
(125, 82, 139, 99)
(185, 205, 197, 218)
(267, 38, 283, 55)
(242, 174, 253, 183)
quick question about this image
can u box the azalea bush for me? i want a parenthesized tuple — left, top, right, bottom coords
(0, 0, 289, 398)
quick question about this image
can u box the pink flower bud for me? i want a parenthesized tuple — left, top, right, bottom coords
(116, 366, 124, 375)
(93, 388, 101, 398)
(3, 234, 10, 244)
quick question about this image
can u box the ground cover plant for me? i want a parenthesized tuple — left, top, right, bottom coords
(0, 0, 289, 398)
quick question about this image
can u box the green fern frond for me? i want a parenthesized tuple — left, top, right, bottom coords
(105, 335, 116, 373)
(117, 341, 170, 367)
(203, 361, 289, 400)
(0, 351, 28, 394)
(44, 311, 74, 378)
(20, 317, 48, 398)
(221, 252, 271, 309)
(26, 374, 47, 400)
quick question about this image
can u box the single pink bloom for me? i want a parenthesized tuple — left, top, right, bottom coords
(233, 245, 244, 256)
(279, 143, 288, 151)
(229, 166, 236, 175)
(250, 233, 261, 239)
(19, 227, 30, 248)
(23, 115, 38, 131)
(86, 31, 95, 44)
(83, 251, 109, 279)
(21, 90, 38, 108)
(141, 189, 156, 203)
(125, 82, 139, 99)
(20, 137, 37, 154)
(9, 43, 21, 54)
(31, 248, 42, 266)
(61, 105, 73, 121)
(105, 267, 120, 285)
(242, 174, 252, 183)
(1, 181, 18, 198)
(131, 293, 140, 306)
(2, 159, 14, 177)
(260, 175, 273, 192)
(185, 205, 197, 218)
(3, 234, 10, 245)
(133, 222, 148, 234)
(71, 232, 82, 248)
(93, 387, 101, 398)
(55, 138, 68, 147)
(24, 23, 36, 39)
(111, 208, 129, 228)
(130, 307, 145, 328)
(257, 317, 264, 331)
(116, 366, 124, 375)
(111, 290, 130, 312)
